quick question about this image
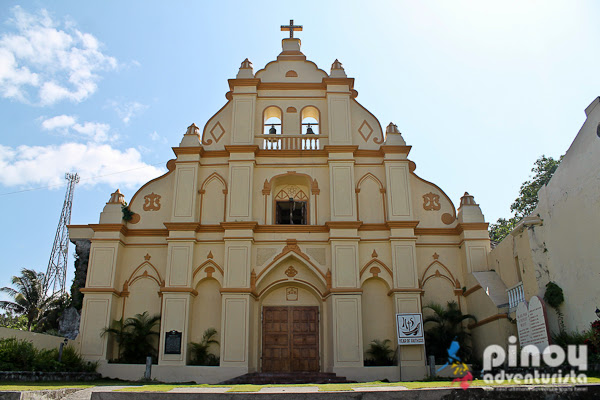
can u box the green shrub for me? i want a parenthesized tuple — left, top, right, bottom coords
(0, 338, 97, 372)
(552, 330, 591, 350)
(364, 339, 395, 366)
(103, 312, 161, 364)
(189, 328, 220, 366)
(0, 338, 37, 371)
(544, 282, 564, 309)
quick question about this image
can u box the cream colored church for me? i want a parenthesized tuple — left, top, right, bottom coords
(69, 27, 508, 383)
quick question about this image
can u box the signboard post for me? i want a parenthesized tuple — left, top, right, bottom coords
(396, 313, 425, 381)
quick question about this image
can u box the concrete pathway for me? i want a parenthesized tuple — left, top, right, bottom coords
(350, 386, 407, 392)
(258, 386, 319, 393)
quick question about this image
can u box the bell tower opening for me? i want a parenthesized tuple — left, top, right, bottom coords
(273, 184, 309, 225)
(275, 199, 307, 225)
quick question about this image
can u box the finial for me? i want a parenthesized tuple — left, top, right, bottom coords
(107, 189, 126, 205)
(384, 122, 406, 145)
(236, 58, 255, 78)
(460, 192, 478, 206)
(240, 58, 253, 69)
(330, 59, 347, 78)
(386, 122, 400, 134)
(185, 123, 199, 136)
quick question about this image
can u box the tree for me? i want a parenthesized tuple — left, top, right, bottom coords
(423, 301, 477, 363)
(103, 311, 161, 364)
(0, 269, 58, 331)
(0, 311, 28, 330)
(489, 155, 562, 243)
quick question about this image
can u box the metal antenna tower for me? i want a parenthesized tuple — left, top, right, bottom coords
(44, 173, 80, 295)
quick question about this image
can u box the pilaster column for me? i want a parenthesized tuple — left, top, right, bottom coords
(158, 232, 196, 365)
(226, 148, 256, 222)
(382, 146, 413, 221)
(327, 222, 363, 368)
(219, 224, 256, 369)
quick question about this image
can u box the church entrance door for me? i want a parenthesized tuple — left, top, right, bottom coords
(262, 306, 319, 372)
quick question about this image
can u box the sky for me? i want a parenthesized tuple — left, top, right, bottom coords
(0, 1, 599, 301)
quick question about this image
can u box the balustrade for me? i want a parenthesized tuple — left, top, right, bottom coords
(506, 281, 525, 312)
(257, 134, 326, 150)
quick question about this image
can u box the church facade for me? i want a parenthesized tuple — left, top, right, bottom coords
(69, 33, 505, 383)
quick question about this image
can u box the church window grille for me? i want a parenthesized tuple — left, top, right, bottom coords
(274, 186, 308, 225)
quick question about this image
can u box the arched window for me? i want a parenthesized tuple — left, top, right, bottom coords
(263, 106, 282, 135)
(301, 106, 319, 135)
(274, 185, 308, 225)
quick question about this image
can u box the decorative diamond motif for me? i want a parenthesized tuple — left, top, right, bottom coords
(285, 266, 298, 277)
(358, 120, 373, 142)
(210, 121, 226, 143)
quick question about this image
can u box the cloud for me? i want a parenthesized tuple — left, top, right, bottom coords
(41, 114, 114, 143)
(110, 101, 148, 124)
(41, 114, 75, 130)
(0, 142, 165, 189)
(0, 6, 117, 105)
(150, 131, 167, 143)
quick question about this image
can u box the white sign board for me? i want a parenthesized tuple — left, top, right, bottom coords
(396, 313, 424, 345)
(515, 295, 550, 352)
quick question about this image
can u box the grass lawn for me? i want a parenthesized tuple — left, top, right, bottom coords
(0, 380, 132, 391)
(2, 377, 599, 393)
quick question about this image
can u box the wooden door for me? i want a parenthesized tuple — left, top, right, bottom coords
(262, 306, 319, 372)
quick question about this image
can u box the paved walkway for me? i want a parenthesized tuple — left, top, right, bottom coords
(12, 383, 600, 399)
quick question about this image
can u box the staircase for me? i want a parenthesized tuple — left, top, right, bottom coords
(220, 372, 354, 385)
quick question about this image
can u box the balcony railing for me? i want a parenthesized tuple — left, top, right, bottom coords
(256, 134, 327, 150)
(506, 281, 525, 312)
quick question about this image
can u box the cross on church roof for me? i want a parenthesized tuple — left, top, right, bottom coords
(281, 19, 303, 38)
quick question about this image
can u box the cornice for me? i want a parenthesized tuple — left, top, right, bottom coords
(255, 225, 329, 233)
(220, 221, 259, 230)
(228, 78, 261, 90)
(224, 145, 259, 153)
(386, 221, 420, 229)
(325, 221, 363, 229)
(80, 288, 121, 296)
(323, 145, 359, 154)
(257, 149, 328, 157)
(322, 77, 355, 90)
(89, 224, 127, 235)
(381, 145, 412, 155)
(160, 287, 198, 296)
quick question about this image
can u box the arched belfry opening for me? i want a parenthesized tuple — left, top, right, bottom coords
(301, 106, 319, 135)
(301, 106, 320, 150)
(263, 106, 282, 150)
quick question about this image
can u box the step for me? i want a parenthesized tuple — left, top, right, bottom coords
(220, 372, 354, 385)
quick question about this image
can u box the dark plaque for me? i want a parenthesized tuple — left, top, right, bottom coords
(164, 330, 182, 354)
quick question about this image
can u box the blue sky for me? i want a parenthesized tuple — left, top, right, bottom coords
(1, 1, 599, 300)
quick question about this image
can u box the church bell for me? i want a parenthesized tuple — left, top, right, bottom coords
(269, 124, 277, 135)
(306, 124, 314, 135)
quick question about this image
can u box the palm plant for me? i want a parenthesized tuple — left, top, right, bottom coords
(103, 311, 161, 364)
(365, 339, 395, 366)
(0, 269, 58, 331)
(189, 328, 220, 366)
(423, 301, 477, 363)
